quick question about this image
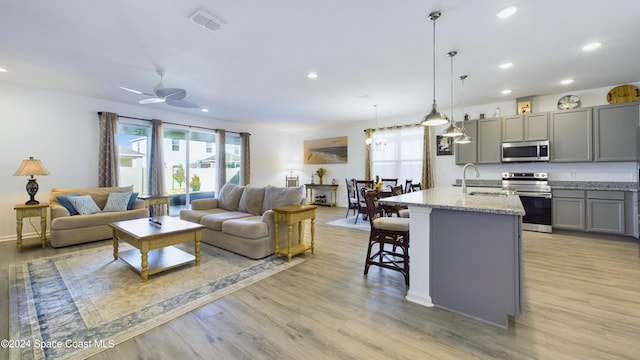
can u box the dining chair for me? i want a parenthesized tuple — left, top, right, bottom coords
(404, 179, 413, 193)
(409, 183, 422, 192)
(354, 180, 374, 223)
(344, 178, 358, 218)
(380, 177, 398, 189)
(382, 185, 405, 217)
(363, 189, 410, 286)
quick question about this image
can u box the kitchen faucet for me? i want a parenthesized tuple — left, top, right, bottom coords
(462, 163, 480, 194)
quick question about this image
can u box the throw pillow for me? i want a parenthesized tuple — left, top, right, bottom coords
(262, 185, 304, 211)
(238, 186, 266, 215)
(127, 192, 139, 210)
(217, 183, 245, 211)
(103, 192, 132, 212)
(56, 192, 80, 215)
(67, 195, 102, 215)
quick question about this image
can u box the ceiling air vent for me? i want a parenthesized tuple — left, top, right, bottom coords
(189, 10, 226, 32)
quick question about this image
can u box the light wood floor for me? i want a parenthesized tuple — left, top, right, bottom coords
(2, 206, 639, 359)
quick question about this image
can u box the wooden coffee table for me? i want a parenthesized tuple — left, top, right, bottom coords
(109, 216, 205, 282)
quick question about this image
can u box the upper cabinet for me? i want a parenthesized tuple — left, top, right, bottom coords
(550, 108, 593, 162)
(593, 103, 639, 162)
(454, 120, 478, 165)
(502, 113, 548, 142)
(477, 117, 502, 164)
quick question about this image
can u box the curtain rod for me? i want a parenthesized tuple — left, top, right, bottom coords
(97, 112, 250, 135)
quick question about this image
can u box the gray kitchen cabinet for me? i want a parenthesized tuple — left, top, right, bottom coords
(454, 120, 478, 165)
(550, 108, 592, 162)
(553, 189, 636, 236)
(477, 117, 502, 164)
(593, 102, 639, 162)
(502, 113, 548, 142)
(553, 190, 585, 231)
(586, 191, 625, 234)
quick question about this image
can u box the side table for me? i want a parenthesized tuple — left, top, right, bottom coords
(304, 183, 339, 207)
(273, 204, 317, 262)
(14, 203, 48, 252)
(138, 194, 171, 216)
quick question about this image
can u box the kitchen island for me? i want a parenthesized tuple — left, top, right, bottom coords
(378, 187, 525, 328)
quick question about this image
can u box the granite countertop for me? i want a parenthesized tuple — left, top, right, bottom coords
(549, 181, 638, 192)
(453, 179, 638, 192)
(378, 187, 525, 216)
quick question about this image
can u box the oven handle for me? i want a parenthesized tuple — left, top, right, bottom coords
(517, 192, 552, 199)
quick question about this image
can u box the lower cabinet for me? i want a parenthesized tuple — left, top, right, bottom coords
(553, 190, 585, 231)
(586, 191, 625, 234)
(553, 189, 636, 236)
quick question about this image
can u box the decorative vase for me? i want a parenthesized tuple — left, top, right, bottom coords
(319, 176, 323, 184)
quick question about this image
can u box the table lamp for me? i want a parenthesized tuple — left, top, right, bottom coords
(13, 156, 50, 205)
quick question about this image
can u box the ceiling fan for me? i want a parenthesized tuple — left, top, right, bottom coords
(119, 70, 199, 108)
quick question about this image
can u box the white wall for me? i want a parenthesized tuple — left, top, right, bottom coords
(0, 82, 282, 241)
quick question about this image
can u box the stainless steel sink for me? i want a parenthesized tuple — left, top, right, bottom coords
(468, 191, 512, 197)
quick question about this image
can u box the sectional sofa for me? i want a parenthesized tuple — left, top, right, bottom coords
(180, 183, 306, 259)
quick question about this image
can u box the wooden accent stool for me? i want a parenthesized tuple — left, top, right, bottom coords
(273, 205, 317, 262)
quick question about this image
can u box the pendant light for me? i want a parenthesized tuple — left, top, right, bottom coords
(421, 11, 448, 126)
(442, 51, 463, 137)
(372, 104, 387, 150)
(455, 75, 473, 144)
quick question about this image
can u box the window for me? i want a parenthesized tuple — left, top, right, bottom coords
(370, 126, 423, 183)
(117, 123, 150, 194)
(226, 133, 241, 184)
(171, 139, 180, 151)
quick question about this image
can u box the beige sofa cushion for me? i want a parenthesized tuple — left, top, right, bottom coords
(200, 211, 252, 231)
(217, 183, 245, 211)
(262, 185, 304, 211)
(180, 208, 228, 224)
(238, 186, 265, 215)
(222, 216, 268, 239)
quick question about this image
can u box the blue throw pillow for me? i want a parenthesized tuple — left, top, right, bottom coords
(56, 192, 80, 215)
(127, 192, 139, 210)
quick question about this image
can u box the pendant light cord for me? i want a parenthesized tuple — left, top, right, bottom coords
(432, 17, 437, 107)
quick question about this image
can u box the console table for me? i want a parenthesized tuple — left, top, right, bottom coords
(305, 183, 338, 207)
(138, 194, 171, 216)
(14, 203, 48, 252)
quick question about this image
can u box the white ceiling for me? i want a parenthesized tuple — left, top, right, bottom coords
(1, 0, 639, 129)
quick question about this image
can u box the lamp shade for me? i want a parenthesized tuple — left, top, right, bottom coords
(13, 157, 50, 177)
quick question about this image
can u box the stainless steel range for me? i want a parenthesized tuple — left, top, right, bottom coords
(502, 172, 552, 233)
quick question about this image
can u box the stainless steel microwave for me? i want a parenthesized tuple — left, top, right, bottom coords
(501, 140, 550, 162)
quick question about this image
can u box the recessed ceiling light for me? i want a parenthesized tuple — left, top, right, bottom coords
(497, 6, 517, 19)
(0, 67, 7, 73)
(499, 62, 514, 69)
(501, 89, 512, 95)
(582, 42, 601, 51)
(307, 72, 318, 79)
(200, 108, 209, 113)
(561, 79, 574, 85)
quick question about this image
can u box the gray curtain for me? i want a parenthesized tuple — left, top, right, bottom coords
(149, 119, 165, 198)
(216, 129, 226, 194)
(240, 132, 251, 185)
(422, 126, 434, 189)
(98, 112, 119, 187)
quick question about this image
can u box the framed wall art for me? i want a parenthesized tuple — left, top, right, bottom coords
(436, 135, 453, 156)
(304, 136, 348, 164)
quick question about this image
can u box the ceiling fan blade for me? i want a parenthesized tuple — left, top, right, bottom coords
(157, 88, 186, 101)
(166, 98, 199, 108)
(119, 86, 155, 97)
(139, 97, 166, 105)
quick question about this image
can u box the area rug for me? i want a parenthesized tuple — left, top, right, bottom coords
(327, 215, 370, 231)
(9, 243, 303, 360)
